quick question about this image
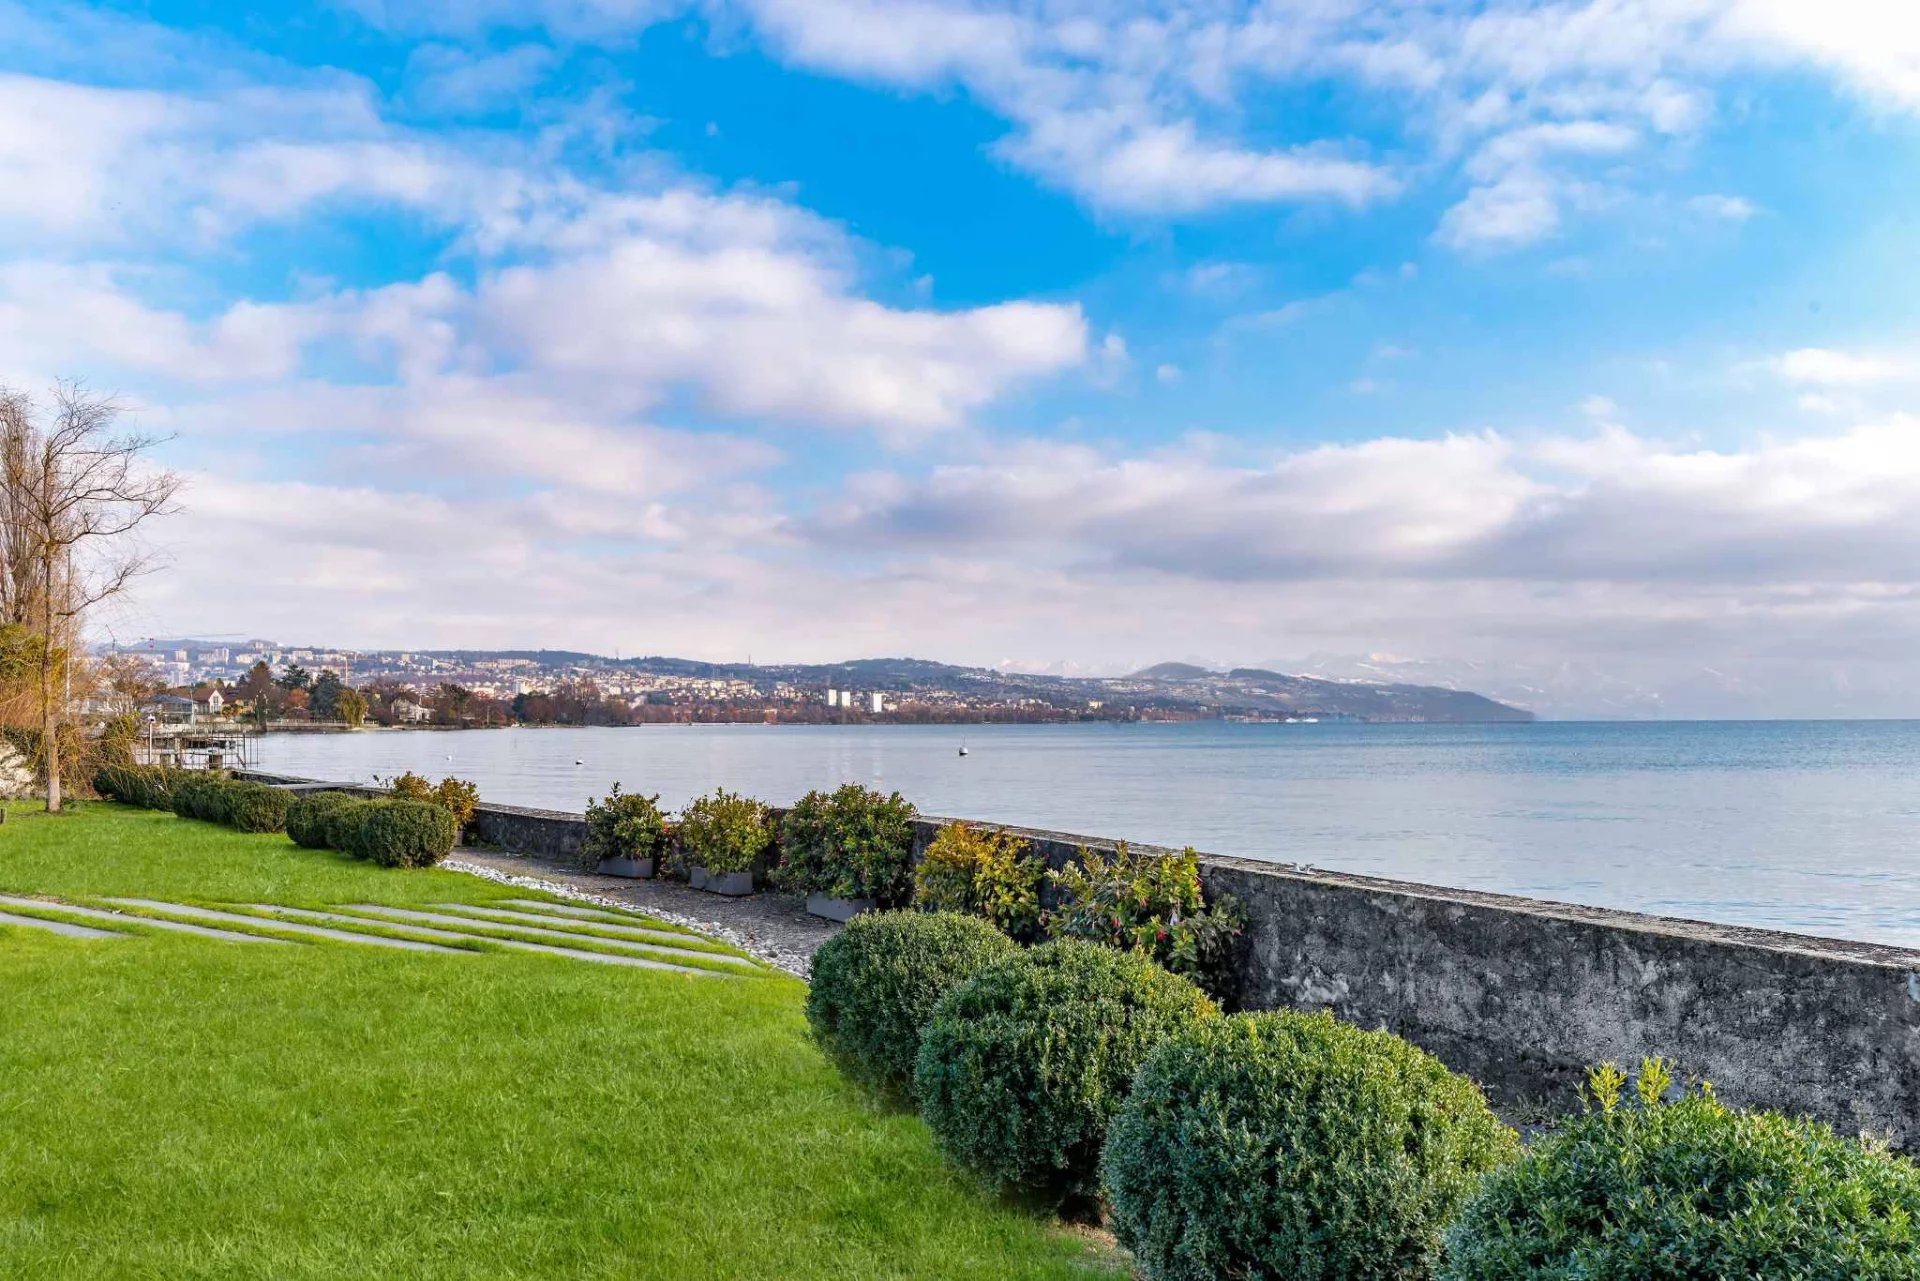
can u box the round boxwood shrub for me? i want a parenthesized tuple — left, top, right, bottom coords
(169, 772, 231, 824)
(914, 939, 1218, 1205)
(324, 799, 379, 856)
(222, 781, 292, 834)
(1104, 1010, 1519, 1281)
(807, 911, 1017, 1099)
(287, 791, 356, 849)
(1440, 1060, 1920, 1281)
(352, 800, 457, 868)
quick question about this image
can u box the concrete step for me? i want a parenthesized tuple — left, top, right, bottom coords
(0, 908, 122, 939)
(0, 895, 290, 943)
(497, 898, 697, 932)
(105, 899, 464, 953)
(428, 903, 706, 949)
(336, 905, 762, 971)
(252, 905, 719, 975)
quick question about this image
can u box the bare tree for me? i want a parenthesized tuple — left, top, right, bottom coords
(0, 383, 180, 811)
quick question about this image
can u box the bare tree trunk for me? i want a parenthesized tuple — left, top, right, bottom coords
(40, 560, 57, 812)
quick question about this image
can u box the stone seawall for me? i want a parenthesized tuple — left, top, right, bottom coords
(239, 771, 1920, 1146)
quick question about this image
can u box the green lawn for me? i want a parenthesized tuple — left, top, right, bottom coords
(0, 803, 1116, 1280)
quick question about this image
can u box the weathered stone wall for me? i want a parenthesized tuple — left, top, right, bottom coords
(465, 802, 589, 866)
(0, 741, 35, 799)
(237, 771, 1920, 1145)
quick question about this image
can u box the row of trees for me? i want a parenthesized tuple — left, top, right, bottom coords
(0, 384, 178, 811)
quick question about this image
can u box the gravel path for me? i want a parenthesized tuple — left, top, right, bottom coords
(445, 849, 839, 978)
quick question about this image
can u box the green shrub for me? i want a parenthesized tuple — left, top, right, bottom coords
(223, 782, 292, 834)
(581, 784, 667, 870)
(807, 911, 1017, 1100)
(392, 771, 478, 828)
(351, 800, 457, 868)
(677, 788, 773, 876)
(432, 777, 479, 829)
(1048, 843, 1244, 1002)
(324, 799, 379, 855)
(775, 784, 917, 905)
(287, 791, 357, 849)
(1441, 1058, 1920, 1281)
(913, 821, 1046, 942)
(95, 763, 173, 809)
(390, 771, 434, 805)
(168, 772, 232, 824)
(914, 939, 1217, 1205)
(1105, 1010, 1519, 1281)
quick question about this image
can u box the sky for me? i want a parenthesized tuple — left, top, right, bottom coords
(4, 0, 1920, 717)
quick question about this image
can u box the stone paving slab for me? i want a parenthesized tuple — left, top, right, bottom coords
(106, 899, 465, 953)
(496, 898, 695, 930)
(428, 903, 706, 948)
(0, 908, 121, 939)
(265, 905, 718, 974)
(338, 905, 763, 970)
(446, 853, 829, 976)
(0, 895, 290, 943)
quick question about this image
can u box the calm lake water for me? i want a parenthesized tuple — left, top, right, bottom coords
(255, 720, 1920, 949)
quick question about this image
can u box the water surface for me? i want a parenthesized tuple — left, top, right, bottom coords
(255, 720, 1920, 949)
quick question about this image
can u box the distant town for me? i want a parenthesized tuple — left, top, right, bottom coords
(112, 640, 1535, 727)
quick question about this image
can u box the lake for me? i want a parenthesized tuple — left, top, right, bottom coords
(253, 720, 1920, 949)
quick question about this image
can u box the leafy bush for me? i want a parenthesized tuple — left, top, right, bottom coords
(1048, 843, 1244, 1002)
(391, 771, 435, 804)
(432, 777, 479, 829)
(914, 939, 1218, 1205)
(1105, 1010, 1519, 1281)
(677, 788, 773, 876)
(287, 791, 357, 848)
(807, 911, 1017, 1100)
(351, 800, 457, 868)
(1441, 1058, 1920, 1281)
(581, 783, 667, 870)
(95, 763, 176, 810)
(223, 781, 292, 834)
(392, 771, 479, 828)
(913, 821, 1046, 942)
(324, 799, 379, 856)
(775, 784, 917, 905)
(169, 772, 233, 824)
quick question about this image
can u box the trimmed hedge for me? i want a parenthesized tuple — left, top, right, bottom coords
(222, 781, 291, 834)
(806, 911, 1017, 1099)
(914, 939, 1218, 1205)
(351, 800, 457, 868)
(287, 792, 357, 848)
(169, 772, 233, 824)
(325, 799, 379, 855)
(94, 763, 176, 811)
(1104, 1010, 1519, 1281)
(1440, 1061, 1920, 1280)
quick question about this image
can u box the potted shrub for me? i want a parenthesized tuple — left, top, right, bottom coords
(774, 784, 917, 920)
(678, 788, 771, 897)
(581, 784, 666, 878)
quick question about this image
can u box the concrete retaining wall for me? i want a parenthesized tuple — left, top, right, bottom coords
(238, 770, 1920, 1145)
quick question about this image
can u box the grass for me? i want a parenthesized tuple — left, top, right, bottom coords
(0, 802, 1117, 1280)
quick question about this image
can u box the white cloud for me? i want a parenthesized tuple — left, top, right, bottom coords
(1775, 346, 1916, 387)
(1689, 193, 1758, 220)
(403, 42, 556, 113)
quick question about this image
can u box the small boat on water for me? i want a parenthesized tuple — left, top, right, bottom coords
(958, 740, 969, 757)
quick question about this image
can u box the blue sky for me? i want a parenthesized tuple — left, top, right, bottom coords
(5, 0, 1920, 715)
